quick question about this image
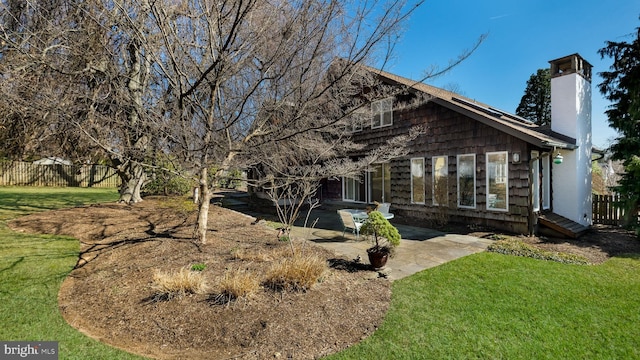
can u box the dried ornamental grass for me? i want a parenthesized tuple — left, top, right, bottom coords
(217, 268, 261, 302)
(264, 253, 327, 292)
(151, 267, 208, 300)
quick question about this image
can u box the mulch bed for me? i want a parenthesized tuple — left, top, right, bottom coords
(10, 199, 390, 360)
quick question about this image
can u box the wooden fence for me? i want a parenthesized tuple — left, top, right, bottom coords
(592, 193, 626, 225)
(0, 161, 120, 188)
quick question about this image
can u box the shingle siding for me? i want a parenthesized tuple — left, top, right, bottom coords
(336, 98, 532, 234)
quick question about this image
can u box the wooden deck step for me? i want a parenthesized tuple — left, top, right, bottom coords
(538, 213, 589, 238)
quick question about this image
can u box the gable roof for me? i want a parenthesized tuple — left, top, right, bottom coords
(362, 65, 577, 150)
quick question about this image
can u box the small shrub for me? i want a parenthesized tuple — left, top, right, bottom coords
(215, 268, 261, 303)
(190, 263, 206, 271)
(361, 211, 401, 256)
(264, 253, 327, 292)
(144, 174, 193, 196)
(488, 239, 590, 265)
(151, 267, 208, 300)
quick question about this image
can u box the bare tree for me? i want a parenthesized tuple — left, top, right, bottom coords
(0, 0, 102, 161)
(253, 118, 426, 252)
(0, 0, 167, 203)
(141, 0, 427, 243)
(1, 0, 482, 246)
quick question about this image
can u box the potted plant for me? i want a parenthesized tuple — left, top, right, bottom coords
(360, 211, 401, 269)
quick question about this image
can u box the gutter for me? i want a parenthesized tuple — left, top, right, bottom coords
(542, 141, 577, 150)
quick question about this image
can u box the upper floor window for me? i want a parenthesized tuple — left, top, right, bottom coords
(348, 109, 367, 133)
(371, 98, 393, 128)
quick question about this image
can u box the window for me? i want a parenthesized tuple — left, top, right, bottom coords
(432, 156, 448, 206)
(343, 176, 366, 202)
(371, 98, 393, 128)
(371, 163, 391, 203)
(343, 163, 391, 203)
(532, 151, 540, 212)
(486, 151, 508, 211)
(349, 109, 367, 132)
(411, 158, 425, 204)
(457, 154, 476, 208)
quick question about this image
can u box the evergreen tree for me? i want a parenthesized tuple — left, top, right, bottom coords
(598, 22, 640, 230)
(516, 68, 551, 126)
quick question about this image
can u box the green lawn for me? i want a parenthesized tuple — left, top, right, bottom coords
(327, 252, 640, 359)
(0, 187, 145, 359)
(2, 187, 640, 359)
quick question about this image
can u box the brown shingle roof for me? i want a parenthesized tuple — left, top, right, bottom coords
(362, 64, 577, 150)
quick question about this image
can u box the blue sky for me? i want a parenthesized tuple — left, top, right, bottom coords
(383, 0, 639, 149)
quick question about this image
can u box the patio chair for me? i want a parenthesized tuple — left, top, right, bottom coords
(377, 202, 391, 214)
(376, 203, 395, 219)
(337, 210, 364, 239)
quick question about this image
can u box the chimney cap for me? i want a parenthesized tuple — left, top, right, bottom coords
(549, 53, 592, 82)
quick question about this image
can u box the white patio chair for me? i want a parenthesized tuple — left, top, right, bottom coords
(337, 210, 364, 239)
(377, 202, 391, 214)
(376, 203, 395, 219)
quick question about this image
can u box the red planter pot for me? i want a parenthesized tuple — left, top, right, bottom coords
(367, 249, 389, 269)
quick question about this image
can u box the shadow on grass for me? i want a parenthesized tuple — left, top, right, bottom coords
(0, 188, 118, 216)
(616, 253, 640, 260)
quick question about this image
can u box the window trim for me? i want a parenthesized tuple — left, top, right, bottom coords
(486, 151, 509, 212)
(457, 154, 476, 209)
(371, 98, 393, 129)
(432, 155, 448, 206)
(410, 157, 425, 204)
(342, 176, 366, 203)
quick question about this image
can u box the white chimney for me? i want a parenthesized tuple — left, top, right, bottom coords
(549, 54, 593, 227)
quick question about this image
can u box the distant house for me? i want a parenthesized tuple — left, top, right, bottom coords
(320, 54, 595, 237)
(33, 157, 72, 165)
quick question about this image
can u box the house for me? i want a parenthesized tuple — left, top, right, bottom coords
(319, 53, 594, 237)
(33, 157, 73, 165)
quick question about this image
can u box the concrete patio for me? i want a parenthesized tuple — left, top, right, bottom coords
(218, 191, 493, 280)
(289, 209, 494, 280)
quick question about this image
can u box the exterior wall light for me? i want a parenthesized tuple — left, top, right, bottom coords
(554, 153, 563, 164)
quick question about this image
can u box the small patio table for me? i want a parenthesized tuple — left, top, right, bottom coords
(340, 209, 394, 223)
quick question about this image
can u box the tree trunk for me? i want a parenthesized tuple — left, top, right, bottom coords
(118, 161, 147, 204)
(196, 167, 211, 243)
(116, 37, 150, 205)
